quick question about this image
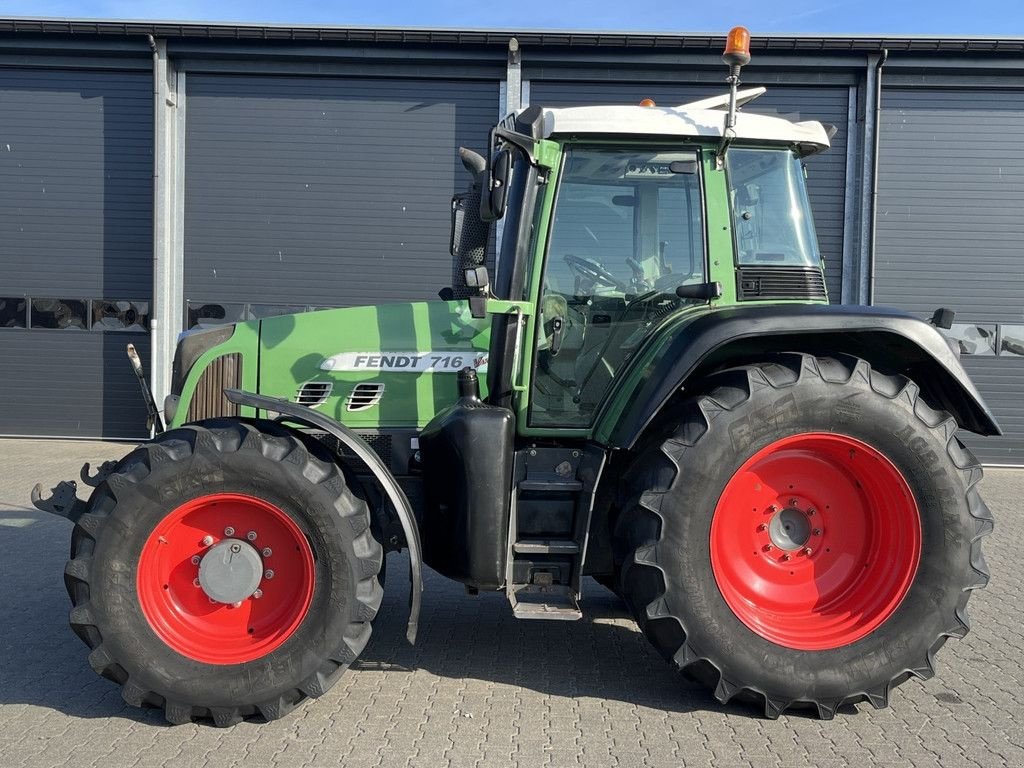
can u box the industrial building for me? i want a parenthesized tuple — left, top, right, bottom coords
(0, 18, 1021, 463)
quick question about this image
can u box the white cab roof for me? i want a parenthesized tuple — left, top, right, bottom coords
(539, 103, 831, 153)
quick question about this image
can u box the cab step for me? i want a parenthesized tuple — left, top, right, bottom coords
(513, 539, 580, 555)
(509, 585, 582, 621)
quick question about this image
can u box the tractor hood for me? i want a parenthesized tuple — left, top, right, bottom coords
(257, 300, 491, 429)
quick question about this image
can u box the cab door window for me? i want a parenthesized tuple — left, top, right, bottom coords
(531, 147, 705, 428)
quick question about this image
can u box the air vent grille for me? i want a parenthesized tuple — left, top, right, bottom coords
(186, 353, 241, 422)
(346, 382, 385, 411)
(737, 266, 828, 301)
(295, 381, 332, 407)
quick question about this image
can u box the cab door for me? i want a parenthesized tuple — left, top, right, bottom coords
(523, 145, 709, 433)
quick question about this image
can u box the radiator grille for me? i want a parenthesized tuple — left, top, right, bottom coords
(313, 431, 393, 466)
(737, 266, 828, 301)
(186, 353, 241, 422)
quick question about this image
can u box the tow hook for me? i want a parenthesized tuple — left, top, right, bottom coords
(31, 479, 87, 522)
(31, 459, 119, 522)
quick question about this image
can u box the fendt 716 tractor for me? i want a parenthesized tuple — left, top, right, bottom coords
(33, 28, 996, 726)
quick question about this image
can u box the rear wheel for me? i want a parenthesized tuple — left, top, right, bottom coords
(617, 353, 992, 718)
(64, 419, 383, 726)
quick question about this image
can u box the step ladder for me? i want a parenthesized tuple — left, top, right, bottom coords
(506, 446, 605, 621)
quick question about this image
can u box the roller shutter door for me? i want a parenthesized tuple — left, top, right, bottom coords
(183, 75, 498, 322)
(0, 68, 152, 438)
(876, 88, 1024, 464)
(528, 81, 850, 302)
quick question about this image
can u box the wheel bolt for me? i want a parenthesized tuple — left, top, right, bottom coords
(246, 531, 258, 541)
(807, 508, 816, 516)
(813, 528, 822, 536)
(262, 547, 272, 558)
(768, 504, 778, 513)
(789, 498, 798, 507)
(804, 547, 813, 555)
(231, 601, 242, 608)
(224, 526, 235, 537)
(781, 554, 791, 562)
(264, 569, 275, 580)
(757, 523, 767, 532)
(252, 589, 263, 599)
(208, 597, 217, 604)
(191, 555, 201, 565)
(193, 578, 201, 587)
(201, 535, 214, 547)
(763, 544, 773, 552)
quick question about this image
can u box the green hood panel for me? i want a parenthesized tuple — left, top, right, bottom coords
(258, 300, 491, 428)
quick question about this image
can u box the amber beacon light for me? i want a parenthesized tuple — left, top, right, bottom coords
(723, 26, 751, 67)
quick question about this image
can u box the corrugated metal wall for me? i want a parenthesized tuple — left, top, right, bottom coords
(876, 87, 1024, 464)
(0, 68, 152, 438)
(527, 81, 850, 302)
(183, 75, 498, 316)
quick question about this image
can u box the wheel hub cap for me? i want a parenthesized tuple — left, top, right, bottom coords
(768, 507, 811, 551)
(198, 538, 263, 604)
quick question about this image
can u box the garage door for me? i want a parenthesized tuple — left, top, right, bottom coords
(183, 75, 498, 325)
(0, 68, 152, 438)
(875, 88, 1024, 465)
(528, 81, 850, 302)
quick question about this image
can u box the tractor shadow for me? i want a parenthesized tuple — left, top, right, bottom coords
(355, 553, 837, 720)
(0, 511, 828, 724)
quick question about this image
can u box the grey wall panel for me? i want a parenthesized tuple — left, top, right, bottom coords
(876, 88, 1024, 463)
(876, 89, 1024, 323)
(528, 81, 849, 302)
(0, 68, 152, 298)
(0, 332, 150, 438)
(183, 75, 498, 308)
(958, 357, 1024, 465)
(0, 67, 153, 439)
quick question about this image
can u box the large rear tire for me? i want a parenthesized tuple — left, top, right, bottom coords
(616, 353, 992, 719)
(64, 419, 383, 726)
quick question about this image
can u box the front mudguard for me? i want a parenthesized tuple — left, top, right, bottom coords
(222, 389, 423, 644)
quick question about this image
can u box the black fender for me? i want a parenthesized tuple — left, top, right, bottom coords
(601, 304, 1001, 450)
(224, 388, 423, 644)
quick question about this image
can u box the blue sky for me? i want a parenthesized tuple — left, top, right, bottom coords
(0, 0, 1021, 36)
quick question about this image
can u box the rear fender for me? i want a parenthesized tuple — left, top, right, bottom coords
(598, 304, 1001, 450)
(223, 389, 423, 644)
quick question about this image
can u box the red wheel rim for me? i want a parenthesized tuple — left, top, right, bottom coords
(710, 433, 921, 651)
(137, 493, 315, 664)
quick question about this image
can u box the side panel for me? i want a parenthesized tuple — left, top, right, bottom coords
(257, 301, 490, 430)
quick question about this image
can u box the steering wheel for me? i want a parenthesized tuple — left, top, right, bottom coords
(564, 255, 629, 292)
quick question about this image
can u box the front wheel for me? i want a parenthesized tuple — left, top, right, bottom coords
(616, 353, 992, 719)
(64, 419, 383, 726)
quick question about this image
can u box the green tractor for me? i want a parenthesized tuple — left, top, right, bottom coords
(33, 29, 996, 725)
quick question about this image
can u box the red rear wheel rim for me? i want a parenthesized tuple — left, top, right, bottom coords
(710, 433, 921, 651)
(137, 492, 315, 664)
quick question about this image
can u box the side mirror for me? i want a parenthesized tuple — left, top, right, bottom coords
(480, 147, 513, 222)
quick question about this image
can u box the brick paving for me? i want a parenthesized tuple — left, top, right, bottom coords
(1, 437, 1021, 768)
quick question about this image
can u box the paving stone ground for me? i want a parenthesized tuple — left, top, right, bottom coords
(1, 437, 1021, 768)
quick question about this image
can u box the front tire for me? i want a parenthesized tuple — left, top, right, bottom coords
(616, 353, 992, 719)
(64, 419, 384, 726)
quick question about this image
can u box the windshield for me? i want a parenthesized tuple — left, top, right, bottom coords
(530, 146, 706, 428)
(726, 148, 821, 268)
